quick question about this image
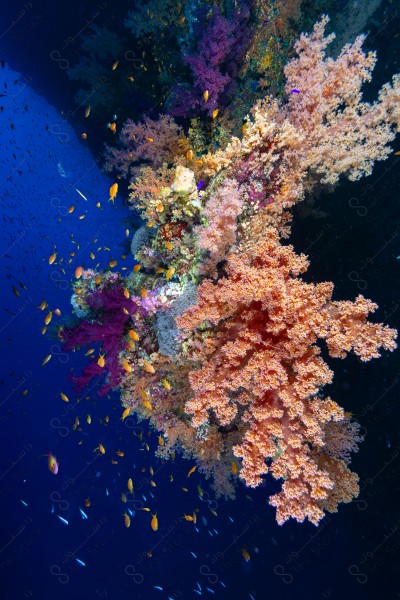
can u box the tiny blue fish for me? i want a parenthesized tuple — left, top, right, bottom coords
(193, 590, 201, 596)
(79, 507, 88, 520)
(206, 588, 214, 594)
(57, 515, 69, 526)
(153, 586, 163, 591)
(290, 88, 300, 94)
(197, 180, 204, 191)
(75, 557, 85, 567)
(20, 499, 28, 507)
(191, 551, 197, 559)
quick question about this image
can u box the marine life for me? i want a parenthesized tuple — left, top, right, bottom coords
(109, 183, 118, 203)
(47, 452, 59, 475)
(150, 513, 158, 531)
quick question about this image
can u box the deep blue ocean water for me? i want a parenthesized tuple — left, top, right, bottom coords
(0, 2, 399, 600)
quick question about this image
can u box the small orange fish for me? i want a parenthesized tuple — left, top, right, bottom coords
(231, 461, 238, 475)
(84, 105, 91, 118)
(75, 266, 83, 279)
(203, 90, 209, 102)
(108, 122, 117, 133)
(143, 361, 155, 374)
(94, 443, 106, 454)
(124, 511, 131, 528)
(109, 260, 117, 268)
(182, 514, 194, 521)
(186, 149, 194, 161)
(109, 183, 118, 203)
(37, 300, 47, 310)
(112, 60, 119, 70)
(151, 513, 158, 531)
(81, 133, 87, 140)
(165, 267, 175, 280)
(48, 252, 57, 265)
(242, 548, 251, 561)
(187, 465, 197, 478)
(122, 359, 132, 373)
(54, 308, 61, 316)
(211, 108, 219, 119)
(145, 137, 154, 143)
(68, 205, 75, 213)
(44, 311, 53, 326)
(85, 497, 91, 507)
(97, 354, 105, 368)
(133, 264, 142, 272)
(127, 478, 134, 493)
(158, 435, 164, 446)
(47, 451, 59, 475)
(60, 392, 69, 403)
(142, 399, 153, 412)
(128, 329, 139, 341)
(121, 407, 130, 421)
(162, 378, 171, 391)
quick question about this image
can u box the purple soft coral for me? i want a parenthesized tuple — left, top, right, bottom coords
(62, 283, 138, 395)
(171, 4, 251, 117)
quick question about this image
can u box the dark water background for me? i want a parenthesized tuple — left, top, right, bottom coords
(0, 1, 399, 599)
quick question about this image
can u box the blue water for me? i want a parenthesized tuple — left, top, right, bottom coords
(1, 2, 400, 600)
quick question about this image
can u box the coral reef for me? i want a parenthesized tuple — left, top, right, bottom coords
(63, 16, 399, 525)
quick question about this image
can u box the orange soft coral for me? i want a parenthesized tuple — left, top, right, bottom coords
(177, 228, 396, 525)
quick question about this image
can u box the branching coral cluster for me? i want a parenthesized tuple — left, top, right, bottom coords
(65, 18, 398, 525)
